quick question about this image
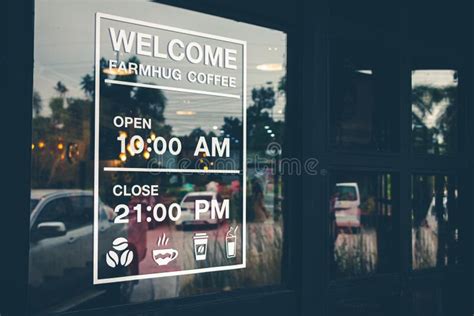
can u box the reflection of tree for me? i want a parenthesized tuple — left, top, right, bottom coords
(31, 56, 171, 188)
(92, 57, 170, 162)
(223, 80, 286, 223)
(412, 85, 457, 154)
(221, 83, 285, 152)
(32, 91, 43, 117)
(182, 128, 215, 149)
(54, 81, 68, 97)
(412, 175, 459, 269)
(221, 117, 241, 142)
(32, 59, 287, 212)
(32, 81, 92, 187)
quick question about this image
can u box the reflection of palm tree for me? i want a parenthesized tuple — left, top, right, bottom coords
(32, 91, 43, 117)
(54, 81, 68, 98)
(222, 85, 284, 151)
(412, 85, 456, 154)
(80, 57, 170, 161)
(80, 74, 94, 99)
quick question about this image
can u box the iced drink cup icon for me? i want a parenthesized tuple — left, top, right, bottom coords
(226, 226, 238, 259)
(193, 233, 208, 261)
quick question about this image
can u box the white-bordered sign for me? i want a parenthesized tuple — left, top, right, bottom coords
(93, 12, 246, 285)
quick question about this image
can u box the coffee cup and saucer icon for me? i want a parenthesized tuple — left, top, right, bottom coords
(152, 233, 178, 266)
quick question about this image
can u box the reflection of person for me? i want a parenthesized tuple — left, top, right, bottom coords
(251, 179, 269, 222)
(230, 180, 242, 221)
(127, 195, 152, 275)
(329, 190, 339, 276)
(329, 191, 339, 241)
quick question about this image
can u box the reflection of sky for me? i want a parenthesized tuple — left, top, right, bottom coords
(412, 70, 457, 88)
(411, 70, 457, 143)
(34, 0, 286, 134)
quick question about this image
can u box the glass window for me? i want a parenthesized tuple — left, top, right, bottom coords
(411, 70, 458, 154)
(329, 40, 399, 152)
(29, 1, 287, 313)
(411, 175, 460, 269)
(329, 171, 396, 278)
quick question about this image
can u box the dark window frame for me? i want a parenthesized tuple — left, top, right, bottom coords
(318, 8, 472, 316)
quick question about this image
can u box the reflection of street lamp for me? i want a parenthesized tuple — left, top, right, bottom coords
(126, 144, 135, 156)
(256, 63, 283, 72)
(176, 110, 196, 116)
(103, 67, 133, 76)
(119, 152, 127, 162)
(102, 51, 133, 76)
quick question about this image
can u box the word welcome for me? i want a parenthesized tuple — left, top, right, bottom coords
(109, 28, 238, 70)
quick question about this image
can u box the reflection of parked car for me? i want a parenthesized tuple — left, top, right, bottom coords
(332, 183, 361, 230)
(28, 190, 140, 313)
(176, 191, 224, 229)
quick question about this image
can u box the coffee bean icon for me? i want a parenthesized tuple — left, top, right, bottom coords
(106, 237, 134, 269)
(112, 237, 129, 251)
(106, 250, 119, 268)
(120, 249, 134, 267)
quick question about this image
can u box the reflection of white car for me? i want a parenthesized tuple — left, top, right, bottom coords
(29, 190, 129, 313)
(176, 191, 224, 229)
(333, 183, 361, 228)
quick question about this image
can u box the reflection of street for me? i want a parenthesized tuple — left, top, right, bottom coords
(141, 223, 237, 271)
(334, 228, 377, 276)
(129, 222, 236, 300)
(127, 221, 282, 303)
(412, 227, 438, 269)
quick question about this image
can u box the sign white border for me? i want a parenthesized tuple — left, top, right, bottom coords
(93, 12, 247, 285)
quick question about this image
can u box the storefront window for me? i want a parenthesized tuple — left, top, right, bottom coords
(329, 171, 396, 278)
(411, 175, 460, 269)
(411, 70, 458, 155)
(30, 1, 287, 313)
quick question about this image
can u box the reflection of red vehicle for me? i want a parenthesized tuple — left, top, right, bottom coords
(128, 195, 151, 268)
(334, 207, 361, 228)
(332, 183, 361, 230)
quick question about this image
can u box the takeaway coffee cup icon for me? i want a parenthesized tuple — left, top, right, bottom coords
(193, 233, 208, 261)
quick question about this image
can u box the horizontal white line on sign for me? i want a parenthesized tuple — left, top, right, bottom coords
(94, 263, 246, 285)
(104, 167, 241, 174)
(104, 79, 241, 99)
